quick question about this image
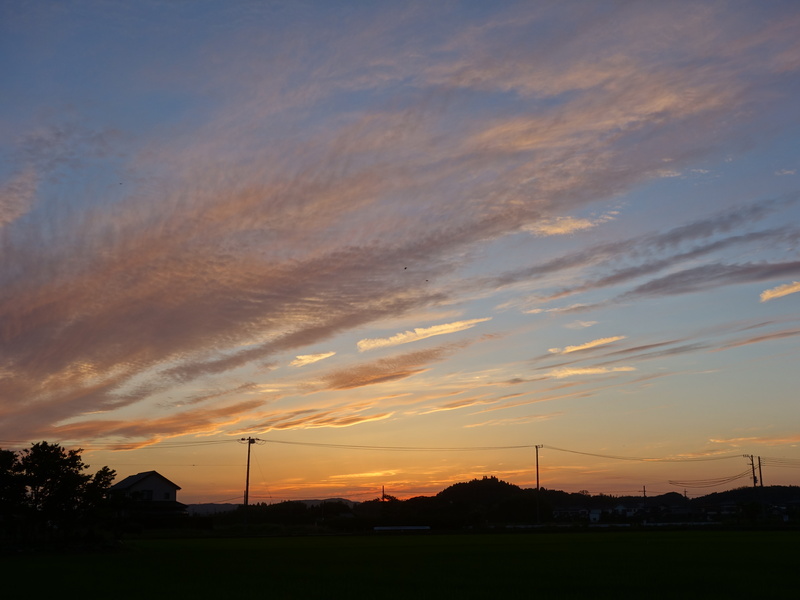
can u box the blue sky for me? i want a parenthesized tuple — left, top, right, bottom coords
(2, 1, 799, 502)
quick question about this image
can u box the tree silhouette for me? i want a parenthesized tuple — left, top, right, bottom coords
(0, 448, 26, 539)
(0, 441, 115, 544)
(437, 476, 522, 506)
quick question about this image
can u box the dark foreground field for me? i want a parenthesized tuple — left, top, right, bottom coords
(5, 530, 797, 598)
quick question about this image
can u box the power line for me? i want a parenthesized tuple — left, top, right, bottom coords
(668, 469, 753, 488)
(4, 437, 797, 466)
(196, 495, 243, 504)
(542, 445, 743, 462)
(761, 456, 800, 468)
(257, 438, 536, 452)
(9, 437, 794, 505)
(256, 439, 755, 464)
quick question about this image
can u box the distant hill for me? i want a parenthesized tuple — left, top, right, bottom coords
(690, 485, 800, 507)
(297, 498, 357, 509)
(437, 475, 522, 505)
(187, 484, 800, 517)
(175, 482, 800, 534)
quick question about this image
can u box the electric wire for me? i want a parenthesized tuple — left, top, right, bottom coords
(201, 496, 244, 503)
(257, 438, 536, 452)
(760, 456, 800, 468)
(251, 444, 273, 503)
(3, 437, 796, 467)
(4, 437, 798, 497)
(542, 445, 742, 462)
(668, 469, 753, 488)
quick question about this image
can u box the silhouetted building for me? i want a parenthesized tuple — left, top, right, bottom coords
(109, 471, 186, 525)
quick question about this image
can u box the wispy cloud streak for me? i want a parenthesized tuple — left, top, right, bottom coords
(291, 353, 336, 367)
(317, 343, 468, 391)
(357, 318, 491, 352)
(760, 281, 800, 302)
(549, 336, 626, 355)
(550, 366, 636, 379)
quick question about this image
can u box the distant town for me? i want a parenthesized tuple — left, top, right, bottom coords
(120, 473, 800, 533)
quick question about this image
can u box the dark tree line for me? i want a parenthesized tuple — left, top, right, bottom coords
(0, 441, 115, 546)
(218, 476, 549, 532)
(207, 475, 800, 534)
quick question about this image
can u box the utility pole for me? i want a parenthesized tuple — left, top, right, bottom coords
(535, 444, 543, 491)
(758, 456, 764, 487)
(535, 444, 543, 525)
(746, 454, 758, 488)
(241, 437, 259, 506)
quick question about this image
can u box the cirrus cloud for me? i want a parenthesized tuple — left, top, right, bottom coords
(548, 336, 627, 355)
(550, 366, 636, 379)
(357, 318, 492, 352)
(525, 211, 617, 236)
(290, 352, 336, 367)
(760, 281, 800, 302)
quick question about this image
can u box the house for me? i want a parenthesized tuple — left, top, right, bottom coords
(110, 470, 181, 502)
(109, 471, 187, 523)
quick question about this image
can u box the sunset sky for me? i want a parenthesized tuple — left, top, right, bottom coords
(2, 1, 799, 504)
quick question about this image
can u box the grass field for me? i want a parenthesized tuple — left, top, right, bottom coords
(5, 530, 797, 598)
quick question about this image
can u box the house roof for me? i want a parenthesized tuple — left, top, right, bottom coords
(109, 470, 181, 491)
